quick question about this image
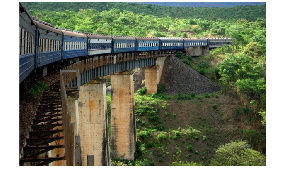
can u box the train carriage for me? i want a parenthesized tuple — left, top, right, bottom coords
(113, 36, 136, 54)
(208, 38, 232, 48)
(87, 34, 112, 56)
(183, 38, 208, 47)
(34, 20, 62, 67)
(159, 37, 184, 50)
(19, 3, 36, 84)
(61, 30, 88, 59)
(136, 37, 159, 52)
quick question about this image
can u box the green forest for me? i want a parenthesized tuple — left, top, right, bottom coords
(23, 2, 266, 166)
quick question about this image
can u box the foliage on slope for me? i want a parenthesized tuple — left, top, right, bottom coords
(23, 2, 265, 21)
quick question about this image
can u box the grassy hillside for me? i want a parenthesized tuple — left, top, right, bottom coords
(23, 2, 265, 21)
(107, 89, 265, 166)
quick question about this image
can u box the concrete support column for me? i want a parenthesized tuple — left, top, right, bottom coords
(156, 57, 167, 84)
(78, 79, 108, 166)
(110, 71, 136, 160)
(145, 66, 158, 94)
(202, 46, 210, 56)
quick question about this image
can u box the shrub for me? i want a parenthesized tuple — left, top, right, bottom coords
(177, 93, 192, 100)
(171, 161, 203, 166)
(202, 136, 207, 143)
(27, 81, 49, 100)
(157, 83, 165, 94)
(210, 140, 266, 166)
(175, 51, 184, 59)
(212, 103, 218, 110)
(137, 87, 147, 95)
(187, 144, 193, 151)
(137, 130, 150, 140)
(156, 132, 167, 141)
(182, 58, 191, 65)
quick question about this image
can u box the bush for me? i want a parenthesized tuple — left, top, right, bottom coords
(175, 51, 184, 59)
(137, 87, 147, 95)
(157, 84, 165, 94)
(177, 93, 192, 100)
(27, 81, 49, 100)
(182, 58, 191, 65)
(137, 130, 151, 140)
(187, 144, 193, 151)
(156, 132, 167, 141)
(210, 140, 266, 166)
(171, 161, 203, 166)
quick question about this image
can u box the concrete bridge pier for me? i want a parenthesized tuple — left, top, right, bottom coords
(77, 79, 109, 166)
(144, 57, 167, 94)
(110, 71, 136, 160)
(156, 57, 167, 84)
(185, 46, 210, 56)
(145, 66, 158, 94)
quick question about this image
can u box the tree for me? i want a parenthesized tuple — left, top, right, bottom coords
(244, 42, 263, 58)
(210, 140, 266, 166)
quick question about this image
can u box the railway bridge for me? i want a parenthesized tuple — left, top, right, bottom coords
(19, 2, 232, 166)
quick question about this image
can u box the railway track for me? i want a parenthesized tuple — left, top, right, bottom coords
(20, 81, 65, 166)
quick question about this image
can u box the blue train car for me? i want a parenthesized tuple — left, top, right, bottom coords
(136, 37, 159, 52)
(113, 36, 136, 53)
(87, 34, 112, 56)
(34, 20, 62, 67)
(208, 38, 232, 48)
(159, 37, 184, 50)
(61, 30, 88, 59)
(183, 38, 208, 47)
(19, 3, 36, 84)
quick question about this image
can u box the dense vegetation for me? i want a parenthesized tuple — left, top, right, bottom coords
(23, 2, 266, 166)
(24, 2, 265, 21)
(25, 6, 266, 43)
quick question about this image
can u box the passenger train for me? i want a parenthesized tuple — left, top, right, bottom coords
(19, 3, 231, 84)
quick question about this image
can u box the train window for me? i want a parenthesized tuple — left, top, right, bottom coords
(45, 39, 48, 52)
(26, 33, 30, 54)
(21, 29, 25, 54)
(24, 31, 28, 54)
(19, 27, 21, 55)
(49, 39, 51, 51)
(39, 39, 41, 52)
(50, 40, 52, 51)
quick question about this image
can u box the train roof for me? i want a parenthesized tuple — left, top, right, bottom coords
(61, 30, 87, 38)
(33, 20, 62, 34)
(136, 37, 159, 41)
(183, 38, 208, 41)
(112, 36, 136, 40)
(86, 33, 113, 39)
(158, 37, 183, 41)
